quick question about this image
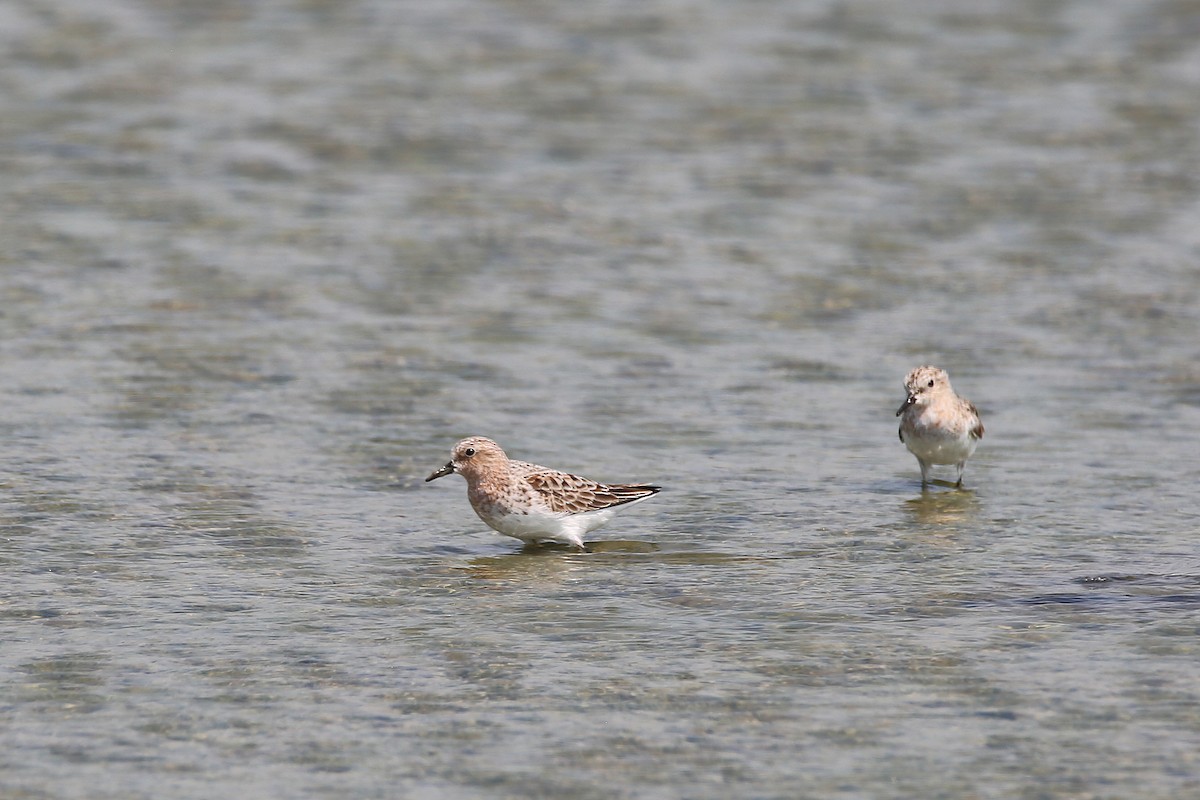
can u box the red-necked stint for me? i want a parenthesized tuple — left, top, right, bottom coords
(897, 366, 984, 487)
(426, 436, 661, 549)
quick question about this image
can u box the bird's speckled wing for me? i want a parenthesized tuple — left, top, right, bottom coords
(521, 466, 661, 515)
(965, 400, 984, 439)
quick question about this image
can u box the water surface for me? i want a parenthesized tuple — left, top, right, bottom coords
(2, 0, 1199, 797)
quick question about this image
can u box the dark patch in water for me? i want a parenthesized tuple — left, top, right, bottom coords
(1019, 591, 1200, 608)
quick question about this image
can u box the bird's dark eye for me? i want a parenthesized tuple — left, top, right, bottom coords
(927, 379, 934, 388)
(463, 447, 476, 457)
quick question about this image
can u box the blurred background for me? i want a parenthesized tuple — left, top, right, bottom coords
(1, 1, 1199, 797)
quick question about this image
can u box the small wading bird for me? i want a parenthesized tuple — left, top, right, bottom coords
(426, 436, 661, 549)
(896, 365, 984, 487)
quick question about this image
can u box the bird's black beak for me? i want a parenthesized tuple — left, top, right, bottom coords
(425, 462, 455, 482)
(896, 395, 915, 416)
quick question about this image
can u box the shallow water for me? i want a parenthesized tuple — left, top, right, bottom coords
(2, 0, 1200, 797)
